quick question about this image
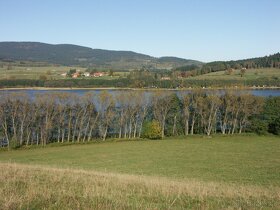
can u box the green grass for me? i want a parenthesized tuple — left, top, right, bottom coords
(188, 68, 280, 81)
(1, 65, 279, 85)
(0, 65, 124, 80)
(1, 135, 279, 186)
(3, 162, 279, 209)
(1, 135, 280, 209)
(0, 65, 80, 80)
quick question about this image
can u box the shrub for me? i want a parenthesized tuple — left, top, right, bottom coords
(269, 116, 280, 135)
(250, 118, 268, 135)
(141, 120, 162, 140)
(10, 136, 19, 149)
(39, 75, 47, 80)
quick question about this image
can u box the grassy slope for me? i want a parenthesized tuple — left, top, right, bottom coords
(0, 66, 74, 80)
(187, 68, 280, 81)
(0, 65, 124, 80)
(0, 135, 280, 209)
(1, 135, 279, 186)
(1, 65, 279, 84)
(1, 163, 279, 209)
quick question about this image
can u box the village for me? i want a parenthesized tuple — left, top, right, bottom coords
(61, 69, 109, 79)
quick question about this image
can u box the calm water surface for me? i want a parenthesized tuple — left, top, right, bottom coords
(0, 89, 280, 97)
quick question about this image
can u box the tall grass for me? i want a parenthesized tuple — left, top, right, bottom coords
(0, 163, 279, 209)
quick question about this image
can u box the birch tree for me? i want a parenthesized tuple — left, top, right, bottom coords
(152, 91, 172, 138)
(98, 91, 115, 141)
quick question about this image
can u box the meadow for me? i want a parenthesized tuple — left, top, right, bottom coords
(0, 65, 76, 80)
(0, 135, 280, 209)
(0, 64, 125, 80)
(187, 68, 280, 81)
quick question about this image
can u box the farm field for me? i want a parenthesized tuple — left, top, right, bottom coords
(0, 65, 83, 80)
(0, 135, 280, 209)
(0, 64, 126, 80)
(187, 68, 280, 81)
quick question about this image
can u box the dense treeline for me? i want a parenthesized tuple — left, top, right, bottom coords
(0, 79, 130, 88)
(175, 53, 280, 74)
(0, 91, 278, 149)
(0, 77, 279, 89)
(0, 80, 45, 87)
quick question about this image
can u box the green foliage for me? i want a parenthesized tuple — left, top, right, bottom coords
(174, 64, 200, 72)
(240, 68, 246, 77)
(108, 69, 114, 76)
(173, 53, 280, 80)
(245, 97, 280, 135)
(269, 116, 280, 135)
(263, 97, 280, 122)
(2, 77, 271, 88)
(166, 94, 183, 136)
(69, 69, 76, 74)
(67, 69, 76, 77)
(201, 53, 280, 73)
(141, 120, 162, 139)
(39, 75, 47, 80)
(250, 118, 268, 135)
(261, 97, 280, 135)
(9, 136, 18, 149)
(0, 79, 45, 87)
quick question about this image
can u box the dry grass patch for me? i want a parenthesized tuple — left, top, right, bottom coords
(0, 163, 279, 209)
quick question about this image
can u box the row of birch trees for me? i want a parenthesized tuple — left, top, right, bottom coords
(0, 90, 264, 148)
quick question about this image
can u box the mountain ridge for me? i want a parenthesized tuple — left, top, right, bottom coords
(0, 42, 202, 70)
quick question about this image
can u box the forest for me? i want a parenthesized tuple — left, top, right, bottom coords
(175, 53, 280, 74)
(0, 91, 279, 149)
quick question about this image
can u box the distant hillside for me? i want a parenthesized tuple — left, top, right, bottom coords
(174, 53, 280, 74)
(0, 42, 202, 70)
(200, 53, 280, 73)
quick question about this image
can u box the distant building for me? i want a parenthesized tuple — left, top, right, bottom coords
(93, 72, 104, 77)
(83, 72, 90, 77)
(72, 72, 80, 78)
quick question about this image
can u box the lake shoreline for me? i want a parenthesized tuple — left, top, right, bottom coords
(0, 86, 280, 91)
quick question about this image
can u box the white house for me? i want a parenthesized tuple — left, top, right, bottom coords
(83, 72, 90, 77)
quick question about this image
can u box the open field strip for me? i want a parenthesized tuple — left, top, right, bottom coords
(0, 65, 123, 80)
(0, 162, 279, 209)
(187, 68, 280, 80)
(0, 66, 75, 80)
(1, 136, 279, 185)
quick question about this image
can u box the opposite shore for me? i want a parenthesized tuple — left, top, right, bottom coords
(0, 86, 280, 91)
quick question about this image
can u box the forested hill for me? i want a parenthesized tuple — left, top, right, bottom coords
(200, 53, 280, 73)
(174, 53, 280, 74)
(0, 42, 202, 69)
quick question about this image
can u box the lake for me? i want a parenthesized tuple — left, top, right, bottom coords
(0, 88, 280, 97)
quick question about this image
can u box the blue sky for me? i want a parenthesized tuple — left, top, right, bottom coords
(0, 0, 279, 62)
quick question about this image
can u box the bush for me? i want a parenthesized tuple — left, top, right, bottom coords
(250, 118, 268, 135)
(141, 120, 162, 140)
(10, 136, 19, 149)
(269, 116, 280, 135)
(39, 75, 47, 80)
